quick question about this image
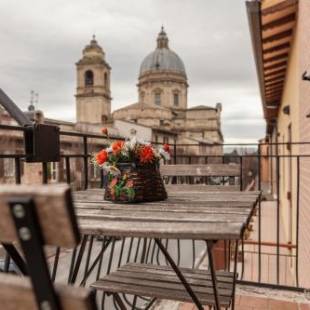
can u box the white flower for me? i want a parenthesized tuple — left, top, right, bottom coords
(109, 166, 121, 176)
(101, 163, 121, 176)
(159, 148, 171, 161)
(125, 136, 137, 152)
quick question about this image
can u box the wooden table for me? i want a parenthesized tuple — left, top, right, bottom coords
(75, 189, 259, 241)
(74, 189, 260, 310)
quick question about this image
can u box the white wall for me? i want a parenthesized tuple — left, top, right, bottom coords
(114, 120, 152, 142)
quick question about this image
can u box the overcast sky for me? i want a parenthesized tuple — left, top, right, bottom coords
(0, 0, 265, 143)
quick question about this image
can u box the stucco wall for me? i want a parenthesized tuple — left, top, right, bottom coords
(275, 15, 300, 255)
(76, 95, 111, 124)
(114, 120, 152, 142)
(297, 0, 310, 289)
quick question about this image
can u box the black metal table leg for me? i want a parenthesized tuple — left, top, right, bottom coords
(206, 240, 221, 310)
(154, 238, 204, 310)
(68, 234, 88, 284)
(231, 240, 239, 310)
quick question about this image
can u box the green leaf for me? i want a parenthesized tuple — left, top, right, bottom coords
(123, 187, 135, 201)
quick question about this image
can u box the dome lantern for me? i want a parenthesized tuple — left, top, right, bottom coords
(157, 26, 169, 49)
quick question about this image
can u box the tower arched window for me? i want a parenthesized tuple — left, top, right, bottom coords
(85, 70, 94, 86)
(154, 92, 161, 106)
(104, 72, 108, 89)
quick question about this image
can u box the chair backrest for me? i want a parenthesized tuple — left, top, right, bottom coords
(0, 184, 80, 247)
(0, 184, 97, 310)
(0, 273, 96, 310)
(160, 164, 240, 177)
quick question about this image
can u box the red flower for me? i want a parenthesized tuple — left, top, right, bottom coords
(101, 127, 108, 135)
(163, 143, 170, 153)
(111, 140, 124, 155)
(96, 150, 108, 165)
(139, 145, 154, 164)
(126, 179, 134, 188)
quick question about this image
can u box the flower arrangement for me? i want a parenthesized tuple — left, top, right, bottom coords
(93, 128, 170, 202)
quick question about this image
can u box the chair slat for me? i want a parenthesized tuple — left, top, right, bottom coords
(160, 164, 240, 177)
(0, 273, 96, 310)
(0, 184, 80, 248)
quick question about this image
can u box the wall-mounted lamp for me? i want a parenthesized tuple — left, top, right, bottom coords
(283, 105, 290, 115)
(302, 71, 310, 81)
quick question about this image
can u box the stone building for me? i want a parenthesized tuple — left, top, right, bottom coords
(76, 35, 112, 124)
(112, 27, 223, 149)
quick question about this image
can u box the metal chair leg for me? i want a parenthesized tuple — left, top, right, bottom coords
(154, 238, 204, 310)
(113, 293, 127, 310)
(231, 240, 239, 310)
(206, 241, 221, 310)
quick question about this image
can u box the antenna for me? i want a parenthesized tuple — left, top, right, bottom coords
(35, 92, 39, 107)
(29, 90, 35, 111)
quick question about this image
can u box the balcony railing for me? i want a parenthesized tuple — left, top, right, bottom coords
(0, 123, 309, 308)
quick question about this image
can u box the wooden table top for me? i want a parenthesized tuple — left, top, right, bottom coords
(74, 189, 260, 241)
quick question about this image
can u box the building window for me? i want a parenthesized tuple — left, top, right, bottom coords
(160, 119, 164, 126)
(173, 93, 179, 106)
(101, 115, 108, 123)
(155, 92, 161, 105)
(85, 70, 94, 86)
(3, 158, 14, 177)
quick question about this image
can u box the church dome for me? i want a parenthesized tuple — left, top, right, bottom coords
(139, 27, 186, 77)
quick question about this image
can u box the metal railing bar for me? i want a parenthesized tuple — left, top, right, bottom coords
(258, 145, 262, 283)
(295, 156, 300, 287)
(276, 155, 280, 285)
(237, 280, 306, 292)
(243, 240, 297, 249)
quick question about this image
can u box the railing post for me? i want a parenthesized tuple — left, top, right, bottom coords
(295, 155, 300, 287)
(173, 140, 177, 165)
(240, 156, 243, 191)
(42, 162, 48, 184)
(14, 157, 21, 184)
(83, 136, 89, 190)
(257, 143, 262, 282)
(65, 157, 71, 185)
(276, 153, 280, 285)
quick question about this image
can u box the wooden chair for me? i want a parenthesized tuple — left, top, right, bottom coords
(160, 164, 241, 191)
(0, 184, 97, 310)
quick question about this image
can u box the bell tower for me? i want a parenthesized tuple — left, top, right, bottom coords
(76, 35, 112, 124)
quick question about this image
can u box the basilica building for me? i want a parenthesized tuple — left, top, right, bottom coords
(75, 28, 223, 147)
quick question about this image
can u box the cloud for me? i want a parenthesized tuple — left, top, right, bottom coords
(0, 0, 265, 142)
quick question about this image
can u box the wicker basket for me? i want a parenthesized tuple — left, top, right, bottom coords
(104, 163, 167, 203)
